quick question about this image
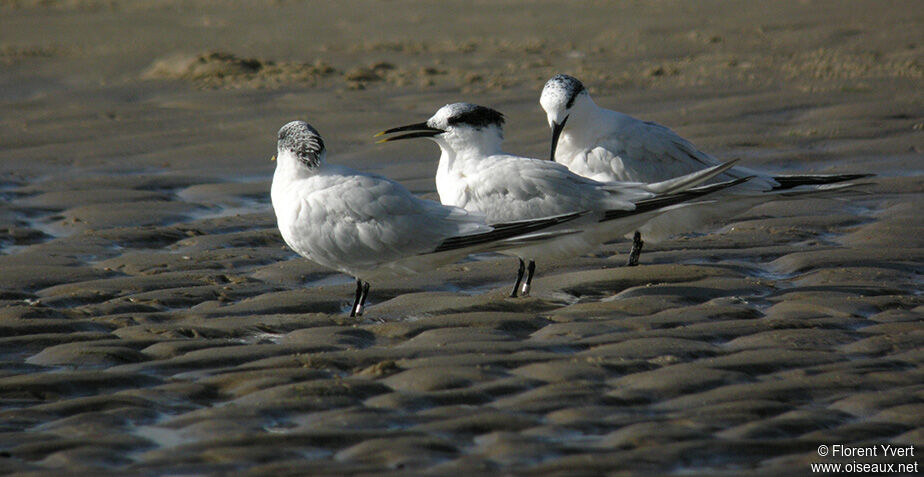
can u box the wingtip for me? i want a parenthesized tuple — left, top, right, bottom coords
(770, 172, 876, 191)
(716, 158, 740, 173)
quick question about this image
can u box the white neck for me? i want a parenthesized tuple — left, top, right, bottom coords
(274, 150, 323, 180)
(566, 94, 606, 139)
(432, 125, 504, 207)
(271, 149, 320, 212)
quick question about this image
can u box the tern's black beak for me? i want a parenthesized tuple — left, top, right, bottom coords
(375, 122, 444, 143)
(549, 115, 568, 161)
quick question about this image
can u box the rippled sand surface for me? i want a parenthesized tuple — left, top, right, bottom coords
(1, 1, 921, 474)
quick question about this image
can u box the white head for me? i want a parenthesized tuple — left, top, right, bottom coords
(276, 120, 326, 172)
(539, 74, 590, 160)
(377, 103, 505, 156)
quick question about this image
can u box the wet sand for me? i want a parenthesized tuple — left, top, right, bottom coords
(1, 0, 922, 474)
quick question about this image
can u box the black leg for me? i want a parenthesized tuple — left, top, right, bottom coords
(510, 258, 526, 297)
(356, 281, 370, 316)
(350, 278, 363, 317)
(521, 260, 537, 296)
(626, 231, 644, 267)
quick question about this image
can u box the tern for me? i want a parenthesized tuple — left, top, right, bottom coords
(271, 120, 586, 317)
(377, 103, 750, 296)
(540, 74, 872, 264)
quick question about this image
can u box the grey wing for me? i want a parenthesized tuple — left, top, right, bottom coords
(595, 115, 724, 182)
(454, 157, 574, 221)
(478, 156, 656, 219)
(303, 173, 489, 267)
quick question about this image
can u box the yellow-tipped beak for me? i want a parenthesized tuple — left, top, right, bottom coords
(270, 155, 276, 162)
(373, 122, 444, 143)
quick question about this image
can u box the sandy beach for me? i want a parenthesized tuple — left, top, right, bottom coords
(1, 0, 922, 474)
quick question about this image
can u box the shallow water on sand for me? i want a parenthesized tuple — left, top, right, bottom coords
(3, 134, 919, 475)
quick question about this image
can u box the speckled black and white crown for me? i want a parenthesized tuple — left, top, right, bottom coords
(542, 74, 586, 109)
(278, 120, 325, 168)
(428, 103, 506, 131)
